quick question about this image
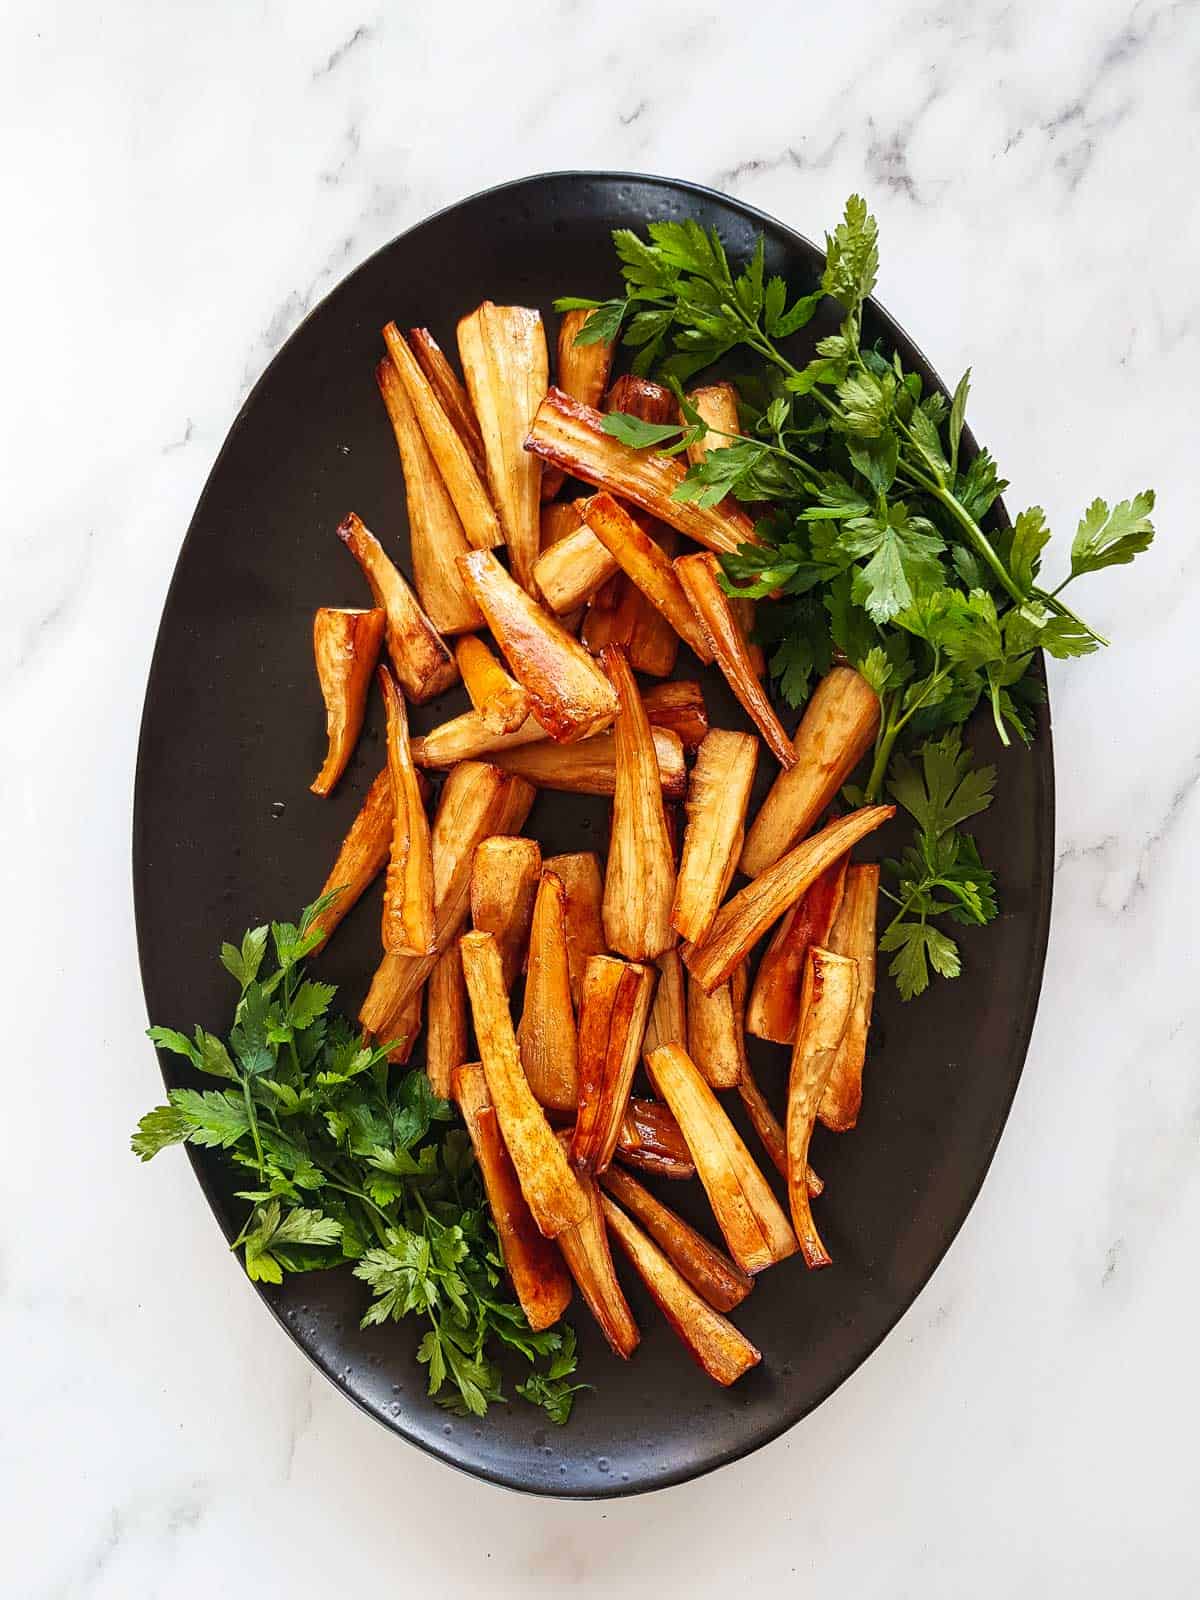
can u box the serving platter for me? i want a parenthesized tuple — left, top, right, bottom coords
(133, 171, 1053, 1497)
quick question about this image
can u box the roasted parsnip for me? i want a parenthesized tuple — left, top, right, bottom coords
(541, 308, 618, 499)
(540, 499, 585, 548)
(684, 380, 742, 466)
(734, 1060, 823, 1197)
(639, 680, 709, 752)
(378, 667, 435, 956)
(310, 768, 393, 949)
(554, 1153, 640, 1359)
(525, 388, 759, 556)
(411, 708, 688, 793)
(454, 1063, 573, 1331)
(580, 565, 641, 654)
(406, 326, 488, 482)
(516, 871, 578, 1113)
(310, 608, 386, 797)
(643, 949, 686, 1060)
(602, 646, 677, 960)
(382, 323, 503, 551)
(616, 1098, 696, 1180)
(601, 1197, 761, 1385)
(819, 864, 879, 1132)
(570, 955, 655, 1175)
(336, 513, 458, 703)
(674, 551, 793, 768)
(687, 963, 749, 1090)
(425, 944, 468, 1101)
(384, 985, 424, 1064)
(746, 854, 849, 1044)
(581, 493, 715, 662)
(685, 805, 895, 993)
(470, 835, 541, 991)
(487, 725, 687, 800)
(454, 635, 530, 734)
(410, 709, 545, 766)
(532, 524, 619, 614)
(459, 930, 587, 1237)
(599, 1166, 752, 1313)
(627, 523, 681, 678)
(542, 852, 605, 1009)
(740, 667, 881, 876)
(671, 729, 758, 946)
(458, 302, 548, 592)
(375, 357, 482, 635)
(787, 947, 857, 1267)
(646, 1043, 798, 1275)
(459, 548, 618, 742)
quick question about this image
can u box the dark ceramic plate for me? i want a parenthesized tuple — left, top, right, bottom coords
(134, 172, 1052, 1498)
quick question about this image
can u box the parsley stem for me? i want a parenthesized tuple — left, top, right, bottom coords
(1033, 584, 1110, 647)
(240, 1072, 265, 1179)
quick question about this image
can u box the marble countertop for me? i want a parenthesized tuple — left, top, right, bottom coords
(5, 0, 1197, 1591)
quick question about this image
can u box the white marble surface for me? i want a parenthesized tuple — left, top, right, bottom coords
(4, 0, 1197, 1590)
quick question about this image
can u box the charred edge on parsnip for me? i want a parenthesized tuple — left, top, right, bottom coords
(336, 512, 458, 702)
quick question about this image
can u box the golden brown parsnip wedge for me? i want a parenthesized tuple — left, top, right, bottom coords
(310, 769, 393, 949)
(458, 548, 618, 743)
(378, 667, 435, 956)
(540, 499, 585, 548)
(616, 1098, 696, 1180)
(646, 1043, 798, 1274)
(643, 949, 686, 1060)
(685, 805, 895, 993)
(310, 607, 386, 797)
(787, 947, 857, 1267)
(454, 1063, 573, 1330)
(601, 646, 677, 960)
(425, 945, 468, 1101)
(674, 551, 793, 768)
(410, 710, 546, 767)
(580, 493, 715, 662)
(489, 726, 687, 800)
(746, 854, 849, 1044)
(687, 963, 749, 1091)
(470, 835, 541, 991)
(358, 764, 535, 1033)
(532, 524, 619, 614)
(732, 1061, 824, 1197)
(580, 563, 640, 654)
(457, 302, 548, 592)
(382, 323, 503, 551)
(454, 635, 530, 734)
(375, 358, 482, 636)
(525, 388, 759, 556)
(740, 666, 881, 876)
(517, 872, 578, 1113)
(411, 701, 689, 784)
(336, 513, 458, 703)
(605, 374, 675, 422)
(684, 381, 742, 465)
(819, 864, 879, 1132)
(384, 984, 424, 1064)
(542, 309, 618, 500)
(543, 852, 605, 1009)
(599, 1166, 752, 1313)
(672, 729, 758, 946)
(570, 955, 656, 1175)
(554, 1154, 640, 1359)
(459, 931, 587, 1237)
(627, 522, 681, 678)
(601, 1197, 761, 1384)
(640, 680, 709, 752)
(406, 327, 488, 482)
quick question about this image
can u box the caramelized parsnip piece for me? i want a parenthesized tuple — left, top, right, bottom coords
(640, 680, 709, 752)
(382, 323, 503, 550)
(517, 872, 578, 1112)
(336, 513, 458, 703)
(425, 945, 468, 1101)
(407, 327, 488, 482)
(570, 955, 655, 1175)
(543, 852, 605, 1009)
(454, 1064, 572, 1330)
(646, 1043, 798, 1274)
(310, 769, 393, 949)
(411, 708, 689, 787)
(378, 667, 435, 955)
(684, 381, 742, 466)
(488, 726, 687, 800)
(459, 931, 587, 1237)
(787, 947, 857, 1267)
(616, 1098, 696, 1180)
(819, 864, 879, 1132)
(746, 855, 849, 1044)
(687, 963, 749, 1090)
(384, 984, 424, 1064)
(459, 548, 618, 742)
(542, 308, 618, 500)
(580, 493, 714, 662)
(671, 729, 758, 946)
(539, 499, 585, 550)
(643, 950, 686, 1060)
(674, 551, 793, 767)
(458, 302, 548, 591)
(410, 709, 545, 766)
(685, 806, 894, 993)
(532, 524, 619, 614)
(627, 522, 681, 678)
(735, 1061, 822, 1196)
(455, 635, 530, 734)
(601, 646, 677, 960)
(310, 608, 386, 798)
(525, 388, 759, 556)
(581, 564, 641, 654)
(599, 1166, 752, 1312)
(554, 1154, 640, 1358)
(740, 667, 881, 876)
(375, 358, 482, 635)
(470, 836, 541, 991)
(602, 1197, 760, 1384)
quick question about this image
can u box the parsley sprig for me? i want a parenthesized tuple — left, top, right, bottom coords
(133, 893, 583, 1423)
